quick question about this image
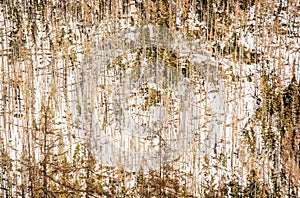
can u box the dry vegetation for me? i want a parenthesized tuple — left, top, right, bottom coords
(0, 0, 299, 197)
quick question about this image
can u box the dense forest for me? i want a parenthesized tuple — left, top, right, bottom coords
(0, 0, 299, 197)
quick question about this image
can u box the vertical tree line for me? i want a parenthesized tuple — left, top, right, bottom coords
(0, 0, 299, 197)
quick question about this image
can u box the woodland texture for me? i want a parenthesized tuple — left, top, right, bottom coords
(0, 0, 299, 197)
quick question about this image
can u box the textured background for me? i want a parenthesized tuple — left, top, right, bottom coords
(0, 0, 299, 197)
